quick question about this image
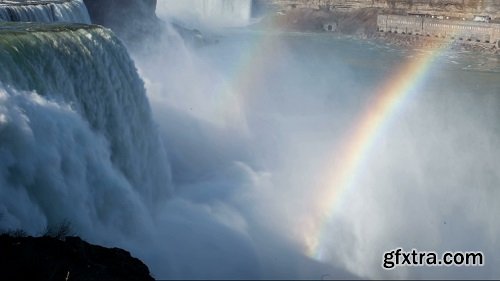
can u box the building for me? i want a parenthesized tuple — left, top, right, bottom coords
(378, 14, 500, 46)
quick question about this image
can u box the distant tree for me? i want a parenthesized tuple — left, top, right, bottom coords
(44, 220, 73, 241)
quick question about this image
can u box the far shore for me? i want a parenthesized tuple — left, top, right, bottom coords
(251, 8, 500, 55)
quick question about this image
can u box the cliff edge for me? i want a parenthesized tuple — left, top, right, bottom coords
(0, 234, 154, 280)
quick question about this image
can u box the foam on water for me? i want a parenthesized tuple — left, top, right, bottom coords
(0, 23, 171, 239)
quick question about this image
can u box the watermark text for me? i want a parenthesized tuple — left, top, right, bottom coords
(382, 248, 484, 270)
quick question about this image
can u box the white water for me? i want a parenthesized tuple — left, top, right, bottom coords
(0, 25, 171, 241)
(1, 1, 499, 279)
(133, 17, 500, 278)
(156, 0, 253, 28)
(0, 0, 90, 24)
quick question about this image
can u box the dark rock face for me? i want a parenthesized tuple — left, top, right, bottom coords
(81, 0, 215, 49)
(82, 0, 159, 45)
(0, 235, 154, 280)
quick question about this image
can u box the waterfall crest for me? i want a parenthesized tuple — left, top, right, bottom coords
(0, 23, 171, 238)
(0, 0, 90, 24)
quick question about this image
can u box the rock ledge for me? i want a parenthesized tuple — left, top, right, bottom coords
(0, 234, 154, 280)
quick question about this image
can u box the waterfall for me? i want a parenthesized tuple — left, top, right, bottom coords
(0, 22, 171, 238)
(199, 0, 252, 23)
(156, 0, 253, 27)
(0, 0, 90, 24)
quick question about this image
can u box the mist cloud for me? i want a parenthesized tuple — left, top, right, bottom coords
(114, 3, 500, 279)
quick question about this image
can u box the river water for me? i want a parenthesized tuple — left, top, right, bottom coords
(136, 28, 500, 279)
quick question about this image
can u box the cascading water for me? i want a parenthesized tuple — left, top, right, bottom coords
(0, 0, 90, 24)
(156, 0, 253, 28)
(1, 0, 499, 279)
(199, 0, 252, 22)
(0, 23, 171, 239)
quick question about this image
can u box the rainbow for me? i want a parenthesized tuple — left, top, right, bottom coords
(218, 23, 456, 259)
(304, 37, 455, 260)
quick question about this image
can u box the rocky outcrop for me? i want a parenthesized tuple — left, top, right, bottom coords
(81, 0, 210, 48)
(0, 234, 154, 280)
(82, 0, 159, 45)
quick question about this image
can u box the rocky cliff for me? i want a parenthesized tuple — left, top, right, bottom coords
(260, 0, 500, 36)
(269, 0, 500, 20)
(83, 0, 159, 45)
(0, 234, 154, 280)
(259, 0, 499, 53)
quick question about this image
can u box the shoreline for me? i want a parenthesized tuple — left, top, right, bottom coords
(373, 32, 500, 54)
(254, 8, 500, 55)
